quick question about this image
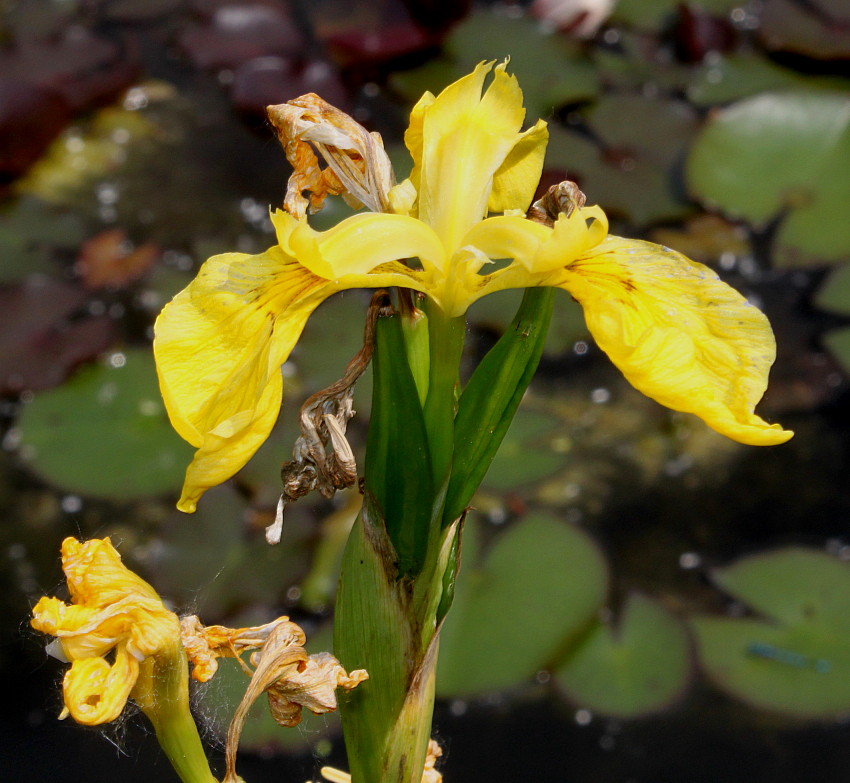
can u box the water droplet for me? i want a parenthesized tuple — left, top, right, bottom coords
(108, 352, 126, 368)
(590, 387, 610, 404)
(535, 670, 551, 684)
(61, 495, 83, 513)
(450, 699, 467, 717)
(286, 585, 302, 601)
(575, 709, 593, 726)
(679, 551, 702, 569)
(573, 340, 589, 355)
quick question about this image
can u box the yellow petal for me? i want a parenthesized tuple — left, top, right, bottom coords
(62, 647, 139, 725)
(556, 237, 793, 445)
(529, 205, 608, 273)
(289, 211, 447, 277)
(154, 246, 340, 510)
(416, 62, 528, 249)
(488, 119, 549, 214)
(61, 537, 160, 607)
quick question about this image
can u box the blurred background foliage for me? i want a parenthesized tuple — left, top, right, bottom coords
(3, 0, 850, 781)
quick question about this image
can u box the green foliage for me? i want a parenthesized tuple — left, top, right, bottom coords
(365, 312, 434, 576)
(437, 513, 608, 696)
(545, 96, 698, 226)
(555, 593, 691, 717)
(481, 408, 570, 491)
(390, 9, 599, 118)
(686, 90, 850, 266)
(691, 547, 850, 717)
(446, 287, 554, 524)
(18, 349, 193, 499)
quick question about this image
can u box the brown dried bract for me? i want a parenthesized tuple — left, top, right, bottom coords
(268, 94, 394, 219)
(217, 617, 367, 783)
(527, 180, 587, 226)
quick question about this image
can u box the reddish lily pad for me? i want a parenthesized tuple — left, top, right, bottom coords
(554, 593, 692, 717)
(0, 276, 115, 393)
(686, 90, 850, 267)
(691, 547, 850, 717)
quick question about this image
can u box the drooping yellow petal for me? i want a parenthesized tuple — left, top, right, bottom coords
(416, 62, 528, 249)
(555, 237, 793, 445)
(62, 647, 140, 725)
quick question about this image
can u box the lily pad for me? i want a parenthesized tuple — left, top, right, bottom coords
(437, 513, 608, 697)
(760, 0, 850, 60)
(686, 90, 850, 267)
(554, 593, 691, 717)
(468, 287, 588, 358)
(612, 0, 741, 31)
(691, 547, 850, 717)
(481, 407, 570, 491)
(17, 348, 193, 499)
(814, 262, 850, 316)
(545, 95, 698, 226)
(687, 54, 849, 106)
(390, 9, 599, 118)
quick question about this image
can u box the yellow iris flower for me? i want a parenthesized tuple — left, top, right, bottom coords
(31, 537, 182, 725)
(154, 62, 792, 513)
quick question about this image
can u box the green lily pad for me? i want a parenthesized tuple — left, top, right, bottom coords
(554, 593, 691, 717)
(468, 287, 588, 358)
(545, 95, 698, 226)
(686, 90, 850, 267)
(437, 513, 608, 697)
(612, 0, 741, 30)
(390, 9, 598, 118)
(691, 547, 850, 717)
(687, 54, 849, 106)
(481, 407, 570, 491)
(760, 0, 850, 60)
(822, 327, 850, 376)
(18, 349, 193, 499)
(814, 262, 850, 316)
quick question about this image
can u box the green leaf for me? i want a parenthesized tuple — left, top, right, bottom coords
(545, 95, 698, 226)
(390, 10, 598, 117)
(814, 262, 850, 316)
(446, 287, 553, 524)
(822, 326, 850, 375)
(18, 349, 193, 499)
(437, 513, 608, 697)
(691, 547, 850, 717)
(554, 593, 692, 717)
(364, 311, 433, 576)
(612, 0, 741, 30)
(687, 54, 849, 107)
(481, 407, 570, 491)
(686, 90, 850, 266)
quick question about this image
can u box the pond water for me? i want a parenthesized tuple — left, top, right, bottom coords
(3, 1, 850, 781)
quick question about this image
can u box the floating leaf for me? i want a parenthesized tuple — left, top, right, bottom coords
(687, 54, 848, 106)
(760, 0, 850, 60)
(437, 513, 608, 696)
(0, 276, 115, 393)
(546, 95, 698, 226)
(18, 349, 193, 499)
(468, 287, 587, 358)
(691, 547, 850, 717)
(481, 407, 570, 491)
(554, 593, 691, 717)
(391, 9, 598, 117)
(686, 90, 850, 267)
(612, 0, 740, 30)
(814, 262, 850, 316)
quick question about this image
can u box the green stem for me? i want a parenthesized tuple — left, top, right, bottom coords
(422, 302, 465, 484)
(135, 648, 218, 783)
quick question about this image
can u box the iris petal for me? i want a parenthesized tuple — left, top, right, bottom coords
(555, 237, 793, 445)
(62, 647, 139, 725)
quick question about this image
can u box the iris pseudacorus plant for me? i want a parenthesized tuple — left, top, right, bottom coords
(154, 61, 792, 514)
